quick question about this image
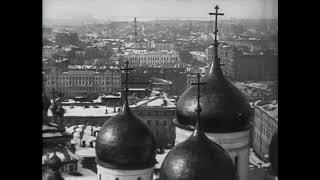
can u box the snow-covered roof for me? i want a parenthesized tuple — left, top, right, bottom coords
(48, 106, 120, 117)
(255, 100, 278, 120)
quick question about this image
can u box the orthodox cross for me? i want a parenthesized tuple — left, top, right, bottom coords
(191, 73, 207, 131)
(209, 5, 224, 67)
(120, 61, 134, 111)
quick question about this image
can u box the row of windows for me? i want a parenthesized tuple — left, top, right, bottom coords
(129, 56, 178, 61)
(46, 81, 121, 86)
(47, 87, 119, 92)
(46, 76, 121, 81)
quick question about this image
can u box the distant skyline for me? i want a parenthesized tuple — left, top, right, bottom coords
(43, 0, 277, 21)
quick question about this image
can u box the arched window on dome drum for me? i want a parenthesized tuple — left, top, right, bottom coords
(115, 178, 119, 180)
(99, 174, 101, 180)
(137, 177, 142, 180)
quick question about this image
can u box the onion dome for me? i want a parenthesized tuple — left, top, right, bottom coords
(269, 131, 278, 176)
(159, 131, 235, 180)
(174, 6, 251, 133)
(160, 73, 235, 180)
(95, 61, 156, 170)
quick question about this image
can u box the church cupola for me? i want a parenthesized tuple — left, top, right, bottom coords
(95, 61, 156, 180)
(174, 5, 252, 133)
(160, 73, 235, 180)
(173, 6, 253, 180)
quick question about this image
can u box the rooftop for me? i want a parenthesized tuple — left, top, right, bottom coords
(255, 99, 278, 120)
(48, 106, 120, 117)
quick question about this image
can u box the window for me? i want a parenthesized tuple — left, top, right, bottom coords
(137, 177, 142, 180)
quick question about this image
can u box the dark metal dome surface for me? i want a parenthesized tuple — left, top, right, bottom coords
(175, 62, 252, 133)
(95, 107, 156, 170)
(159, 130, 235, 180)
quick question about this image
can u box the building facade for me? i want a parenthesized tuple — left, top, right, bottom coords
(43, 46, 64, 58)
(252, 100, 278, 161)
(151, 40, 175, 51)
(44, 68, 121, 98)
(126, 50, 180, 67)
(131, 96, 176, 149)
(219, 45, 278, 81)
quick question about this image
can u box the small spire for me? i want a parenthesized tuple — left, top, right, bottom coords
(191, 73, 206, 135)
(120, 61, 134, 113)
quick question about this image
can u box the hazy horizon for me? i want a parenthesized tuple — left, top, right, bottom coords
(43, 0, 278, 22)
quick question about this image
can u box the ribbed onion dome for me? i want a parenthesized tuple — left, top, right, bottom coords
(175, 56, 252, 133)
(269, 131, 278, 176)
(159, 123, 235, 180)
(95, 96, 156, 170)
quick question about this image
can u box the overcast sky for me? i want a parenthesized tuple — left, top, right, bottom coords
(43, 0, 277, 21)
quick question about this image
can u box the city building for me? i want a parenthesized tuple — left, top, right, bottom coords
(44, 66, 122, 98)
(205, 45, 214, 62)
(43, 46, 64, 58)
(150, 78, 172, 95)
(186, 73, 204, 88)
(219, 45, 278, 81)
(131, 94, 176, 149)
(151, 40, 175, 51)
(55, 32, 79, 46)
(189, 51, 206, 62)
(252, 99, 278, 160)
(126, 50, 180, 67)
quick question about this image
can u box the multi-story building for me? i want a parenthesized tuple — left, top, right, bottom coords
(44, 66, 121, 98)
(55, 32, 79, 46)
(205, 45, 214, 62)
(151, 40, 175, 51)
(190, 51, 206, 62)
(252, 99, 278, 161)
(131, 94, 176, 149)
(186, 73, 204, 88)
(219, 45, 278, 81)
(43, 46, 64, 58)
(126, 50, 180, 67)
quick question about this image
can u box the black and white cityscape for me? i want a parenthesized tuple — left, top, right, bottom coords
(42, 0, 278, 180)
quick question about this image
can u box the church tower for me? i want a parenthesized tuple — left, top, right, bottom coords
(95, 61, 156, 180)
(174, 5, 252, 180)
